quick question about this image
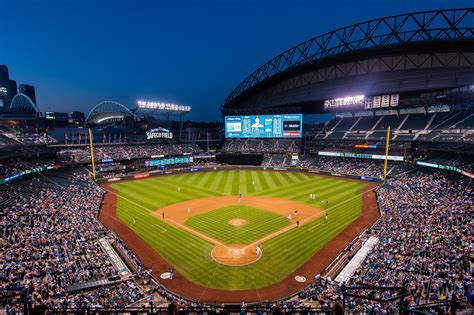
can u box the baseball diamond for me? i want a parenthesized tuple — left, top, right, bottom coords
(99, 170, 380, 301)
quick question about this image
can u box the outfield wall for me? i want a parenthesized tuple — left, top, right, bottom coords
(96, 165, 383, 184)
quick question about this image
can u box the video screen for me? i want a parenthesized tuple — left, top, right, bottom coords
(225, 114, 302, 138)
(145, 156, 193, 167)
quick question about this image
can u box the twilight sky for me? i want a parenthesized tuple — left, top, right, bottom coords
(0, 0, 472, 121)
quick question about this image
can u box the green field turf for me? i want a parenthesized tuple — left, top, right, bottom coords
(110, 170, 367, 290)
(185, 205, 290, 244)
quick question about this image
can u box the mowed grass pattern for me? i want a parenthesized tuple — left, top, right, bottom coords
(185, 205, 290, 244)
(111, 171, 366, 290)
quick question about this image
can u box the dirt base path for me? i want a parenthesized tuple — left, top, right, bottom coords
(99, 177, 380, 303)
(154, 195, 323, 225)
(154, 196, 324, 266)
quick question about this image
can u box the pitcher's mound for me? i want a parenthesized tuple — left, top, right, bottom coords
(228, 218, 247, 226)
(211, 244, 262, 266)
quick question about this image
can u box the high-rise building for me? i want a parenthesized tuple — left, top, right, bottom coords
(70, 111, 85, 126)
(0, 65, 15, 108)
(19, 84, 36, 104)
(9, 80, 17, 99)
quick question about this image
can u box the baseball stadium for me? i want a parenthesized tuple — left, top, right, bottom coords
(0, 6, 473, 315)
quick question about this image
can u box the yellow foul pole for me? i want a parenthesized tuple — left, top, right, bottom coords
(88, 128, 96, 181)
(383, 126, 391, 181)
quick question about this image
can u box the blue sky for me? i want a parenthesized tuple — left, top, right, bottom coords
(0, 0, 472, 121)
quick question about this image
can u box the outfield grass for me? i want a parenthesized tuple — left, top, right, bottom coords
(111, 170, 366, 290)
(185, 205, 290, 245)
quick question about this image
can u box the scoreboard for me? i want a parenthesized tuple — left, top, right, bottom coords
(225, 114, 302, 138)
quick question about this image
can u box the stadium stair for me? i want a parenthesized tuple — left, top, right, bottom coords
(451, 113, 473, 129)
(371, 116, 384, 131)
(396, 114, 410, 131)
(430, 111, 463, 130)
(414, 113, 438, 140)
(343, 117, 362, 139)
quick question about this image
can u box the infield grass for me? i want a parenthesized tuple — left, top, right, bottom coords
(185, 205, 290, 245)
(110, 170, 367, 290)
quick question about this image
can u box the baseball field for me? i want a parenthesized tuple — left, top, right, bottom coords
(102, 170, 371, 294)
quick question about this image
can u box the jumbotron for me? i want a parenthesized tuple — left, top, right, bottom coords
(1, 8, 473, 314)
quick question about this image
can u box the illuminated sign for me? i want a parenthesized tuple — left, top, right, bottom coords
(137, 100, 191, 112)
(0, 164, 61, 185)
(324, 95, 365, 110)
(318, 151, 404, 161)
(146, 127, 173, 140)
(133, 173, 150, 179)
(355, 144, 377, 149)
(416, 161, 474, 179)
(325, 94, 400, 111)
(416, 161, 439, 168)
(0, 86, 7, 96)
(145, 156, 192, 167)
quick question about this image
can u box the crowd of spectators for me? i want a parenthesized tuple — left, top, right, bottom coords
(1, 149, 472, 313)
(221, 139, 300, 154)
(359, 171, 471, 302)
(284, 169, 472, 313)
(261, 154, 288, 167)
(0, 170, 148, 311)
(316, 156, 388, 178)
(57, 143, 203, 163)
(0, 134, 21, 147)
(438, 157, 474, 172)
(0, 163, 21, 178)
(0, 128, 57, 147)
(0, 158, 57, 178)
(259, 154, 403, 178)
(46, 281, 144, 311)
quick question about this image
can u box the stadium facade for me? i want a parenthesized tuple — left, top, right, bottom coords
(223, 8, 474, 115)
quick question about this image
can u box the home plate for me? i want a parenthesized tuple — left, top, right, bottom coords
(295, 276, 306, 283)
